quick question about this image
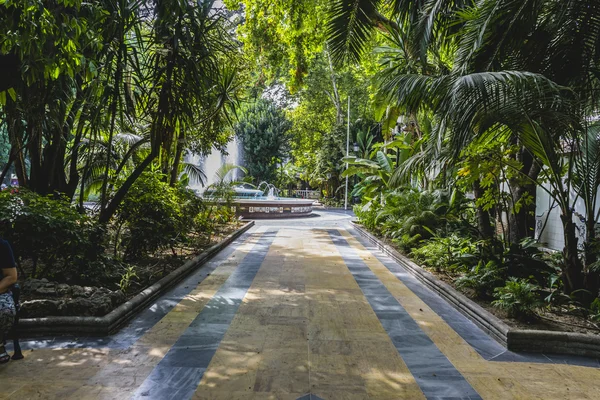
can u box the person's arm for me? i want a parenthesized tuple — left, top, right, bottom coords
(0, 268, 17, 293)
(0, 241, 17, 293)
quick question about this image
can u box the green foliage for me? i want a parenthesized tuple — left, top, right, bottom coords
(353, 201, 380, 231)
(224, 0, 329, 89)
(355, 187, 475, 254)
(492, 278, 543, 320)
(117, 173, 193, 260)
(0, 188, 112, 282)
(0, 0, 241, 226)
(314, 124, 347, 200)
(456, 260, 507, 299)
(590, 299, 600, 321)
(236, 99, 291, 184)
(411, 234, 479, 273)
(285, 51, 378, 194)
(119, 265, 138, 294)
(381, 189, 470, 242)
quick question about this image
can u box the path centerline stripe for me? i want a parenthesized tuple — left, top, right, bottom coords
(132, 229, 279, 400)
(327, 229, 482, 400)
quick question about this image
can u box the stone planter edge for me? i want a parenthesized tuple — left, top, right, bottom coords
(351, 221, 600, 357)
(17, 221, 255, 337)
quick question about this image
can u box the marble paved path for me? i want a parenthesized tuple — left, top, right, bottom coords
(2, 211, 600, 399)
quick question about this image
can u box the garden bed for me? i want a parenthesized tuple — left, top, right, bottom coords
(352, 222, 600, 357)
(432, 269, 600, 336)
(19, 223, 243, 319)
(16, 221, 254, 337)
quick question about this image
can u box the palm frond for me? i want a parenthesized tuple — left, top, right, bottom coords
(214, 163, 248, 184)
(327, 0, 380, 64)
(183, 162, 207, 186)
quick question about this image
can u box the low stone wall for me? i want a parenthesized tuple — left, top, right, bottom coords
(352, 222, 600, 358)
(16, 221, 254, 337)
(20, 280, 126, 318)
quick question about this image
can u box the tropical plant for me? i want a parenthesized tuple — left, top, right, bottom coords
(411, 233, 479, 273)
(342, 150, 395, 204)
(456, 260, 507, 299)
(327, 0, 600, 301)
(492, 277, 543, 320)
(204, 163, 249, 223)
(0, 0, 242, 227)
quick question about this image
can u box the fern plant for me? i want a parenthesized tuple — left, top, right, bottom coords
(492, 278, 543, 320)
(456, 260, 506, 299)
(411, 233, 479, 272)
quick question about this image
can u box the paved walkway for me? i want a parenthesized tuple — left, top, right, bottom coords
(2, 210, 600, 399)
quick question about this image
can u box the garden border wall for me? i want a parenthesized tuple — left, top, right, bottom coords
(351, 222, 600, 358)
(17, 221, 255, 337)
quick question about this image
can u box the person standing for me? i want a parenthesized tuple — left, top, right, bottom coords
(0, 236, 17, 364)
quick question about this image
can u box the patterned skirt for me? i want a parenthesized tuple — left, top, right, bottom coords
(0, 292, 16, 337)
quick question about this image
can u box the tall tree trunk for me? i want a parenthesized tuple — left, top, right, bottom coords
(508, 146, 542, 244)
(24, 84, 46, 193)
(561, 208, 585, 296)
(584, 210, 599, 297)
(473, 180, 494, 239)
(170, 131, 185, 186)
(325, 48, 344, 125)
(6, 101, 27, 187)
(0, 154, 13, 185)
(100, 59, 122, 212)
(99, 151, 157, 224)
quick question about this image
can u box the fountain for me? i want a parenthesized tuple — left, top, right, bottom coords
(202, 182, 314, 219)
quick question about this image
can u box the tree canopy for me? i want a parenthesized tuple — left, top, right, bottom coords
(235, 98, 292, 184)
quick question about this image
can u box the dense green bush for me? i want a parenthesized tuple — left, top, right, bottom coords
(353, 201, 381, 232)
(0, 188, 113, 282)
(355, 188, 473, 251)
(116, 173, 194, 260)
(411, 234, 479, 272)
(354, 187, 558, 318)
(456, 260, 506, 299)
(116, 172, 234, 260)
(492, 277, 543, 320)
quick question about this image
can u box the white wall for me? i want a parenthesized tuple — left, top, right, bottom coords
(185, 136, 244, 191)
(535, 183, 594, 251)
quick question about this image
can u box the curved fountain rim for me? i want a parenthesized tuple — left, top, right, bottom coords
(232, 198, 314, 205)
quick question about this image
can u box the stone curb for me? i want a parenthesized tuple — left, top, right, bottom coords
(351, 222, 600, 358)
(17, 221, 255, 337)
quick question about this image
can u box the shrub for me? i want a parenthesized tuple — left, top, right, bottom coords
(410, 234, 478, 272)
(456, 260, 506, 299)
(353, 202, 381, 232)
(0, 188, 112, 283)
(355, 188, 473, 249)
(492, 277, 543, 320)
(392, 233, 422, 253)
(117, 173, 190, 259)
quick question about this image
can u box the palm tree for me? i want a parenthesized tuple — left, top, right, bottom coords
(327, 0, 473, 64)
(327, 0, 600, 295)
(98, 0, 241, 223)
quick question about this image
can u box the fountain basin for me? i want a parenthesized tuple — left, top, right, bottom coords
(233, 197, 314, 219)
(199, 184, 316, 219)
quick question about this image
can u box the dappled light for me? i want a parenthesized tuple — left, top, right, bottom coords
(1, 0, 600, 397)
